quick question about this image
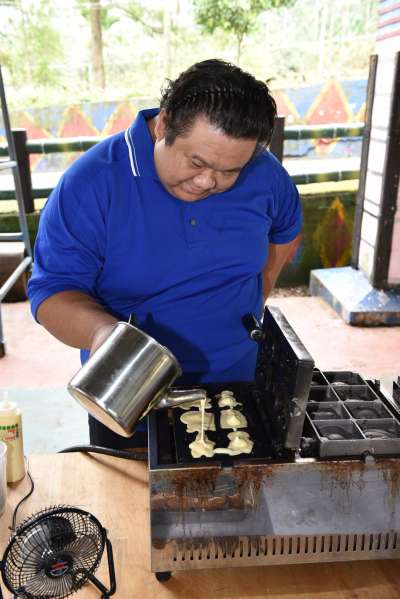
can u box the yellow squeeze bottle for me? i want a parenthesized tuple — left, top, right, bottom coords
(0, 400, 25, 482)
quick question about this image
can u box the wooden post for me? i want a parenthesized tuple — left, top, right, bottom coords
(270, 116, 285, 163)
(351, 54, 378, 268)
(12, 128, 34, 213)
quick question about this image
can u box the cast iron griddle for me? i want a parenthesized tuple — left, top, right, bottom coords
(172, 382, 275, 466)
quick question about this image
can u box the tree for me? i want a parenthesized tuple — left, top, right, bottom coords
(193, 0, 296, 63)
(77, 0, 119, 89)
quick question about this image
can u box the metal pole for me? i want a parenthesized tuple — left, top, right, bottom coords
(12, 129, 34, 213)
(270, 116, 285, 164)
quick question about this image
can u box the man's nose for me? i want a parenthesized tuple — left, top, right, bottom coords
(193, 170, 216, 190)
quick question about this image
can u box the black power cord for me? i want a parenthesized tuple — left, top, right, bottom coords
(8, 444, 147, 534)
(57, 444, 148, 461)
(9, 458, 35, 533)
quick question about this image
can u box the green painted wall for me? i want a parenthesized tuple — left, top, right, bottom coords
(278, 187, 356, 287)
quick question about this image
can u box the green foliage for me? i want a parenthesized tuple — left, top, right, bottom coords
(76, 0, 119, 31)
(114, 2, 163, 36)
(194, 0, 294, 38)
(193, 0, 296, 61)
(0, 0, 64, 87)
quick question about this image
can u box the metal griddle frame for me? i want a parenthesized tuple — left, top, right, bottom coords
(148, 311, 400, 580)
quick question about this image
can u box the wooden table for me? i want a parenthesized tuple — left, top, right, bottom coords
(0, 453, 399, 598)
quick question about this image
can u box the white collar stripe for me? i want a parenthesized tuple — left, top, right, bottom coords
(128, 127, 141, 176)
(124, 128, 138, 177)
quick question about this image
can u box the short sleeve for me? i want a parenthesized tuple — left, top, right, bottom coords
(27, 170, 107, 321)
(269, 166, 303, 244)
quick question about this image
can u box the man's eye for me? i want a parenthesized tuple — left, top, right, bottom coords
(191, 161, 202, 168)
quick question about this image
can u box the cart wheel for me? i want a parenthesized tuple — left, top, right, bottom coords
(155, 571, 171, 582)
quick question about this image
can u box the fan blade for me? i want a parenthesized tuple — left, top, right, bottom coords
(63, 534, 101, 570)
(9, 527, 55, 573)
(20, 569, 74, 598)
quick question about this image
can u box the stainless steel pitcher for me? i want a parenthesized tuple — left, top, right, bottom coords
(67, 322, 206, 437)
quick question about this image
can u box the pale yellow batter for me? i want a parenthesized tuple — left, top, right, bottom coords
(180, 410, 216, 433)
(218, 395, 242, 409)
(216, 390, 234, 400)
(179, 397, 212, 410)
(181, 390, 253, 459)
(214, 432, 254, 455)
(220, 409, 247, 429)
(189, 433, 216, 458)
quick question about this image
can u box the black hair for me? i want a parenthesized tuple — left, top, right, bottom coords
(159, 59, 277, 148)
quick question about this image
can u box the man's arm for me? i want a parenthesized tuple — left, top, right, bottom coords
(36, 291, 118, 353)
(262, 236, 300, 302)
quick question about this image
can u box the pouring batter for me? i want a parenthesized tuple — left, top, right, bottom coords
(180, 397, 212, 411)
(188, 397, 217, 458)
(180, 410, 215, 433)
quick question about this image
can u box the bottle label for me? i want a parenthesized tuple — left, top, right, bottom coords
(0, 423, 19, 442)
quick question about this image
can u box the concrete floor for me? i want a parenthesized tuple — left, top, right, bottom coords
(1, 298, 400, 453)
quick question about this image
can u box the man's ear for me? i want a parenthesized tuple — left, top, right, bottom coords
(154, 109, 167, 141)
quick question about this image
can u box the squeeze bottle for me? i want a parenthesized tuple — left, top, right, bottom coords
(0, 400, 25, 482)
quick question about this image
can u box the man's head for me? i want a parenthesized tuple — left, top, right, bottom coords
(152, 59, 277, 202)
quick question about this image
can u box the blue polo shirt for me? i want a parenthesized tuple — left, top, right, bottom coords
(28, 108, 302, 382)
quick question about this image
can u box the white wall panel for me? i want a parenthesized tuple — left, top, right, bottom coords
(361, 212, 379, 247)
(359, 239, 375, 278)
(366, 140, 387, 174)
(365, 170, 383, 206)
(371, 93, 392, 128)
(370, 126, 389, 143)
(374, 57, 395, 95)
(363, 199, 381, 217)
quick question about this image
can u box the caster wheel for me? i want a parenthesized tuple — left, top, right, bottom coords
(155, 571, 172, 582)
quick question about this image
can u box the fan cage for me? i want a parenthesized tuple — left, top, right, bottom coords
(1, 505, 106, 599)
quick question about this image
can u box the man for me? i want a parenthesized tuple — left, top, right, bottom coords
(28, 59, 302, 448)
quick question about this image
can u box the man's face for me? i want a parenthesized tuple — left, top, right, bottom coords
(153, 111, 258, 202)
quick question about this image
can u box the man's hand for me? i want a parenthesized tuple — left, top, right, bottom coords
(89, 322, 117, 356)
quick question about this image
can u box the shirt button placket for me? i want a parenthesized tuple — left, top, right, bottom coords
(186, 214, 199, 245)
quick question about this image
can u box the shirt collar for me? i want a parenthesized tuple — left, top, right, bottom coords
(125, 107, 159, 179)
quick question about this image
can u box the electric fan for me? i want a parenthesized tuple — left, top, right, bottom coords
(0, 505, 116, 599)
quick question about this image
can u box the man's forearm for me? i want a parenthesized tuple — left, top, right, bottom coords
(36, 290, 118, 350)
(263, 237, 300, 301)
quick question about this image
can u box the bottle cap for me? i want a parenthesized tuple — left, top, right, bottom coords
(0, 401, 17, 414)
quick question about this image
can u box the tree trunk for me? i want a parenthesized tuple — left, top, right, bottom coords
(90, 0, 106, 89)
(163, 2, 172, 78)
(236, 33, 243, 64)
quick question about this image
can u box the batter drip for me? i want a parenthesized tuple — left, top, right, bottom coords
(180, 410, 215, 433)
(179, 397, 212, 410)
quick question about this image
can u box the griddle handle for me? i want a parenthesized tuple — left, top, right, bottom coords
(242, 313, 264, 342)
